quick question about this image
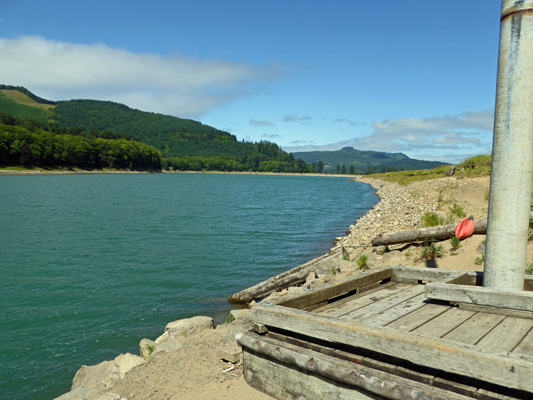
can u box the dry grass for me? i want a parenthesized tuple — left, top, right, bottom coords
(368, 155, 492, 185)
(0, 89, 56, 111)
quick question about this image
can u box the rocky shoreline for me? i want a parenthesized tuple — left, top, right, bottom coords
(55, 175, 494, 400)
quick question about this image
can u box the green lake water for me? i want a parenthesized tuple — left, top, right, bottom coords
(0, 173, 377, 399)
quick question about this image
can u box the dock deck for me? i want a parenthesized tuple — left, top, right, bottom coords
(237, 266, 533, 400)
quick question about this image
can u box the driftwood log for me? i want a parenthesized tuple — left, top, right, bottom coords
(227, 249, 343, 304)
(372, 213, 533, 247)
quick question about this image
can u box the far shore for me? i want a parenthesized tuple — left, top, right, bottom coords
(0, 167, 362, 178)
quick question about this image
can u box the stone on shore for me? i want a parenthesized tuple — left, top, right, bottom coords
(139, 338, 155, 361)
(114, 353, 144, 379)
(152, 340, 183, 355)
(70, 353, 144, 392)
(156, 316, 214, 344)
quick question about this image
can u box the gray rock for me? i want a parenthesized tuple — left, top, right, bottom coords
(223, 310, 253, 345)
(373, 245, 388, 254)
(71, 360, 118, 390)
(477, 239, 486, 255)
(152, 340, 183, 355)
(305, 271, 317, 285)
(53, 388, 96, 400)
(113, 353, 144, 379)
(163, 316, 214, 340)
(93, 394, 127, 400)
(139, 338, 155, 361)
(71, 353, 143, 392)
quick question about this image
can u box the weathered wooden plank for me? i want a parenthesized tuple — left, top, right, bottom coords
(238, 331, 473, 400)
(313, 281, 396, 313)
(412, 307, 475, 338)
(426, 282, 533, 312)
(476, 316, 533, 352)
(273, 266, 393, 309)
(318, 282, 412, 318)
(459, 303, 533, 319)
(392, 266, 472, 283)
(386, 302, 450, 332)
(433, 371, 481, 398)
(512, 328, 533, 357)
(228, 249, 342, 303)
(372, 219, 491, 247)
(342, 284, 425, 322)
(442, 313, 505, 344)
(242, 350, 382, 400)
(476, 382, 532, 400)
(250, 304, 533, 392)
(359, 293, 428, 327)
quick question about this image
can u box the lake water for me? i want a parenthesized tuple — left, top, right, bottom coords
(0, 173, 378, 400)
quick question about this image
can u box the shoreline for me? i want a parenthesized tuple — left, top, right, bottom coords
(0, 167, 361, 178)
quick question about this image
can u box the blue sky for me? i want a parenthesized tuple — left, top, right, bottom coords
(0, 1, 502, 163)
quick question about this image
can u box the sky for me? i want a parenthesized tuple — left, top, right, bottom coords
(0, 0, 503, 163)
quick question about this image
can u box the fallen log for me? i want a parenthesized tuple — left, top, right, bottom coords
(372, 212, 533, 247)
(227, 249, 341, 304)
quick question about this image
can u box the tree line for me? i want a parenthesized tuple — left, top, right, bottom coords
(0, 115, 162, 170)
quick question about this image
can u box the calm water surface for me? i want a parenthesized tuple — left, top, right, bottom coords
(0, 173, 377, 400)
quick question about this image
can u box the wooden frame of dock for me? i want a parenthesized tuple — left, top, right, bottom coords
(237, 266, 533, 399)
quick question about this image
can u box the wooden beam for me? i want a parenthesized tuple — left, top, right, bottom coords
(425, 282, 533, 312)
(391, 266, 472, 283)
(227, 250, 341, 304)
(238, 331, 473, 400)
(273, 266, 392, 309)
(459, 303, 533, 320)
(250, 304, 533, 392)
(373, 213, 533, 247)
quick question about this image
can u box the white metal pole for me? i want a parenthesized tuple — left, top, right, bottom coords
(484, 0, 533, 291)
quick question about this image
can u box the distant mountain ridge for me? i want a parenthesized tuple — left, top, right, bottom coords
(294, 146, 448, 173)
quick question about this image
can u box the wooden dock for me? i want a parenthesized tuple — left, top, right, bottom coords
(237, 266, 533, 399)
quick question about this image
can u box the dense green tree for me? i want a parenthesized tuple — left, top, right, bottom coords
(0, 123, 162, 171)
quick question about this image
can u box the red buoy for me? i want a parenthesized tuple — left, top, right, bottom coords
(455, 217, 475, 240)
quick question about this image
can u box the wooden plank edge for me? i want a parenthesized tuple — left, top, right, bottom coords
(250, 304, 533, 393)
(459, 303, 533, 320)
(391, 265, 474, 284)
(272, 266, 393, 309)
(238, 331, 473, 400)
(426, 282, 533, 312)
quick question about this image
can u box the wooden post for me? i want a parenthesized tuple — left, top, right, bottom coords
(484, 0, 533, 291)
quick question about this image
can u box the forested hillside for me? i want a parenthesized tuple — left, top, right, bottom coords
(294, 146, 448, 174)
(50, 99, 310, 172)
(0, 86, 311, 172)
(0, 114, 162, 170)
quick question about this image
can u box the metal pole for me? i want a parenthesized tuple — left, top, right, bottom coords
(484, 0, 533, 291)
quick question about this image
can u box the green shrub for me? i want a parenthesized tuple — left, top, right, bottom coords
(450, 236, 461, 251)
(225, 313, 236, 324)
(449, 203, 466, 219)
(420, 240, 444, 261)
(357, 254, 368, 270)
(421, 212, 444, 227)
(475, 254, 485, 266)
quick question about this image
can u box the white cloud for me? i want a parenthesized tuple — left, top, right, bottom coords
(283, 114, 312, 123)
(249, 119, 275, 127)
(0, 36, 284, 118)
(334, 118, 364, 126)
(285, 111, 494, 163)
